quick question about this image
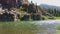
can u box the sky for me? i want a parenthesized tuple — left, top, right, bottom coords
(28, 0, 60, 6)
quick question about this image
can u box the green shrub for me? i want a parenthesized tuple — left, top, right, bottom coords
(20, 6, 25, 11)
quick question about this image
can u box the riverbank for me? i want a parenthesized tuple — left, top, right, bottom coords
(0, 21, 47, 34)
(55, 17, 60, 20)
(56, 30, 60, 34)
(43, 16, 60, 20)
(0, 20, 60, 34)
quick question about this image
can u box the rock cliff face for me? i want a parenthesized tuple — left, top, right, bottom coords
(0, 0, 43, 21)
(0, 0, 28, 9)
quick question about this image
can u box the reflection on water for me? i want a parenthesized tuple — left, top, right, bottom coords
(0, 20, 60, 34)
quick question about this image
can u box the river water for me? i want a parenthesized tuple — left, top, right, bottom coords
(32, 20, 60, 34)
(0, 20, 60, 34)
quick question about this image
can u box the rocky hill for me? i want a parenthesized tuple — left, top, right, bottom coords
(0, 0, 29, 9)
(0, 0, 44, 21)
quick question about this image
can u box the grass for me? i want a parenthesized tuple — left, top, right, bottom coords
(56, 30, 60, 34)
(43, 16, 50, 20)
(43, 16, 54, 20)
(56, 26, 60, 34)
(0, 20, 47, 34)
(43, 16, 60, 20)
(54, 17, 60, 20)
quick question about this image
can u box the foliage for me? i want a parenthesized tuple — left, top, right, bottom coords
(54, 17, 60, 20)
(56, 26, 60, 34)
(19, 4, 37, 13)
(42, 16, 55, 20)
(45, 8, 60, 17)
(56, 26, 60, 30)
(20, 6, 25, 11)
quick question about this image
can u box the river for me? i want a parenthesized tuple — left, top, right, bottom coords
(0, 20, 60, 34)
(32, 20, 60, 34)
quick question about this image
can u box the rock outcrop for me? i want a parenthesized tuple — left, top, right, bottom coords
(0, 0, 44, 21)
(0, 0, 29, 9)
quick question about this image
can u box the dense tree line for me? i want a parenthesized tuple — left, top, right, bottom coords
(45, 8, 60, 17)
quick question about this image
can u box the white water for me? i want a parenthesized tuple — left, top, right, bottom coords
(33, 20, 60, 34)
